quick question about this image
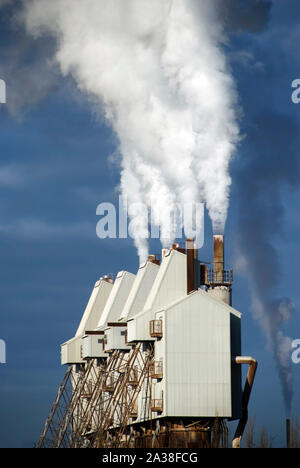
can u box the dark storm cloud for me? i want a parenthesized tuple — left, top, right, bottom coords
(218, 0, 297, 414)
(0, 0, 13, 7)
(0, 38, 60, 116)
(235, 112, 300, 297)
(218, 0, 272, 34)
(234, 111, 300, 412)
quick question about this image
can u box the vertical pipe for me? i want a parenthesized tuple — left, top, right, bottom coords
(213, 235, 224, 283)
(286, 418, 291, 448)
(232, 356, 258, 448)
(148, 255, 160, 265)
(103, 275, 114, 284)
(186, 238, 196, 294)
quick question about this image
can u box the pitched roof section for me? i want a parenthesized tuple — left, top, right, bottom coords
(96, 270, 135, 328)
(75, 279, 113, 337)
(142, 249, 187, 313)
(119, 260, 159, 322)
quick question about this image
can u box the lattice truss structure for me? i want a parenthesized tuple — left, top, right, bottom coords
(37, 343, 154, 448)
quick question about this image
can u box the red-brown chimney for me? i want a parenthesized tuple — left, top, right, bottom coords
(213, 234, 224, 283)
(186, 238, 197, 294)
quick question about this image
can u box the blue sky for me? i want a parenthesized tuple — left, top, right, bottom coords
(0, 0, 300, 447)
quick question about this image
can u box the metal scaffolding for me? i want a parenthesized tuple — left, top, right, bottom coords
(92, 342, 154, 448)
(36, 358, 103, 448)
(36, 343, 154, 448)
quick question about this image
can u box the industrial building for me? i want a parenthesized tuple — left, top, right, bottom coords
(37, 236, 257, 448)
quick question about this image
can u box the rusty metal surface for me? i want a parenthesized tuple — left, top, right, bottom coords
(206, 268, 233, 285)
(133, 419, 228, 448)
(213, 234, 224, 281)
(91, 343, 154, 448)
(286, 418, 291, 448)
(232, 356, 258, 448)
(186, 238, 196, 294)
(149, 319, 163, 338)
(148, 254, 160, 265)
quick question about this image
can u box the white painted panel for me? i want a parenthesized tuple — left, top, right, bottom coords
(81, 334, 106, 359)
(161, 289, 239, 418)
(61, 342, 69, 365)
(104, 326, 131, 351)
(127, 251, 188, 342)
(120, 261, 159, 321)
(127, 308, 157, 342)
(127, 318, 137, 343)
(75, 280, 113, 336)
(97, 271, 135, 328)
(143, 250, 187, 312)
(61, 336, 83, 365)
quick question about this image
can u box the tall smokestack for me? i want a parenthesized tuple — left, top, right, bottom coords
(286, 418, 291, 448)
(213, 234, 224, 283)
(148, 254, 160, 265)
(186, 238, 196, 294)
(207, 234, 232, 305)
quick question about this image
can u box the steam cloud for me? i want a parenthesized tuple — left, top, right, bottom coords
(21, 0, 240, 262)
(235, 110, 297, 415)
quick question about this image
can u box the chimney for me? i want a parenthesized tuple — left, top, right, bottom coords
(102, 275, 114, 284)
(161, 248, 169, 258)
(148, 254, 160, 266)
(213, 234, 224, 283)
(286, 418, 291, 448)
(186, 238, 197, 294)
(172, 243, 185, 254)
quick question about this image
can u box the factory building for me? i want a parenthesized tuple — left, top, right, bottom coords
(37, 236, 257, 448)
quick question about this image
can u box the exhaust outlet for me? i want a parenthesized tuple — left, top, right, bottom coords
(206, 234, 232, 305)
(286, 418, 291, 448)
(148, 255, 160, 265)
(186, 238, 197, 294)
(213, 234, 224, 283)
(232, 356, 258, 448)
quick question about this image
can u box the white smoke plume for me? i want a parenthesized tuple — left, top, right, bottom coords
(251, 294, 294, 414)
(21, 0, 239, 263)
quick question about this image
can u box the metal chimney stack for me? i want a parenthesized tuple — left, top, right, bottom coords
(213, 235, 224, 284)
(206, 234, 232, 305)
(148, 254, 160, 265)
(186, 238, 197, 294)
(286, 418, 291, 448)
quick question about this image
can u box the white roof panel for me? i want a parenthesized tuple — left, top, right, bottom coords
(75, 279, 113, 336)
(97, 270, 135, 328)
(119, 261, 159, 321)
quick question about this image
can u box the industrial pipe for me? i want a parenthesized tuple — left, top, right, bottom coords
(286, 418, 291, 448)
(186, 238, 197, 294)
(152, 420, 160, 448)
(232, 356, 258, 448)
(213, 234, 224, 283)
(148, 254, 160, 265)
